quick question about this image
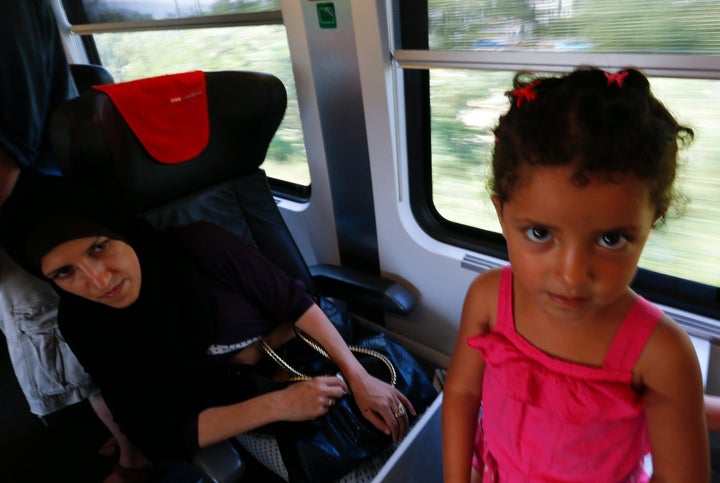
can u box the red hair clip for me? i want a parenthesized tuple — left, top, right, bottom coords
(512, 80, 541, 108)
(605, 70, 629, 87)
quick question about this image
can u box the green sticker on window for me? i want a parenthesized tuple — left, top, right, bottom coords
(317, 3, 337, 29)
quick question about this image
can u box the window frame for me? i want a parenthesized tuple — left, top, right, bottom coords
(56, 1, 309, 200)
(66, 11, 284, 35)
(395, 0, 720, 322)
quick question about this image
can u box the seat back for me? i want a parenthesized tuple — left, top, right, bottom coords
(69, 63, 115, 93)
(50, 70, 317, 294)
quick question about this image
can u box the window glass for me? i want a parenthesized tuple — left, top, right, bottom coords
(63, 0, 281, 23)
(92, 25, 310, 187)
(427, 0, 720, 54)
(430, 69, 720, 287)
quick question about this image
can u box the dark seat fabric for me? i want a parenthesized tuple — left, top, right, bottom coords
(69, 63, 115, 94)
(50, 69, 417, 314)
(51, 71, 286, 204)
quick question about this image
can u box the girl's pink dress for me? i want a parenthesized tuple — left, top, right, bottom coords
(467, 266, 659, 482)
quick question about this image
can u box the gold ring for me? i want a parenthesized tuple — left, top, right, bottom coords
(328, 398, 335, 407)
(393, 403, 406, 418)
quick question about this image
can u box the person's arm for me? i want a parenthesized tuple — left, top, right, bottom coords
(638, 316, 709, 482)
(197, 375, 347, 448)
(294, 304, 414, 442)
(173, 223, 414, 442)
(706, 394, 720, 432)
(442, 271, 497, 483)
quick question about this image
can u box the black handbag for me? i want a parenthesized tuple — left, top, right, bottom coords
(258, 329, 437, 483)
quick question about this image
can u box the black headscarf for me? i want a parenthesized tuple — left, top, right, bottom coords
(0, 173, 220, 460)
(25, 214, 126, 271)
(2, 174, 215, 358)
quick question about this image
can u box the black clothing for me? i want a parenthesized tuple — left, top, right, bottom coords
(59, 221, 313, 459)
(0, 175, 314, 460)
(0, 0, 77, 175)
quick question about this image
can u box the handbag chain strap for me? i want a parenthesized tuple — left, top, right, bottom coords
(258, 329, 398, 386)
(258, 339, 311, 381)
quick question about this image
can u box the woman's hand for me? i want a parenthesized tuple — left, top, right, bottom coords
(292, 305, 415, 441)
(279, 376, 348, 421)
(198, 375, 347, 447)
(349, 374, 415, 443)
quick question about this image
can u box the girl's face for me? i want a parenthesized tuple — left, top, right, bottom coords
(41, 237, 142, 308)
(493, 164, 657, 323)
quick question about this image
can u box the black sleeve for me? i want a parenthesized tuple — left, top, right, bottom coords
(0, 0, 77, 174)
(173, 221, 315, 324)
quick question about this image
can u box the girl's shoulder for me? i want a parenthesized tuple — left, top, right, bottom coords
(645, 312, 696, 363)
(462, 267, 504, 332)
(468, 266, 504, 292)
(634, 309, 701, 390)
(465, 266, 503, 300)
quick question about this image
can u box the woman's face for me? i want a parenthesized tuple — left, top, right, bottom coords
(41, 237, 142, 308)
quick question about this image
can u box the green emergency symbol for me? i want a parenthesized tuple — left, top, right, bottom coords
(317, 3, 337, 29)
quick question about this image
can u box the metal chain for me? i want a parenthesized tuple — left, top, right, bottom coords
(294, 328, 398, 387)
(258, 339, 311, 382)
(258, 329, 398, 387)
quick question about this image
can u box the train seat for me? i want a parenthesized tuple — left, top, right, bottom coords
(49, 69, 421, 482)
(69, 63, 115, 94)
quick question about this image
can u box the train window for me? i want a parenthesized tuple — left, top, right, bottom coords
(396, 0, 720, 317)
(62, 0, 280, 21)
(59, 0, 310, 191)
(426, 1, 720, 54)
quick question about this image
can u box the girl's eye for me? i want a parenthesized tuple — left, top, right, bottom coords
(524, 227, 551, 243)
(598, 233, 629, 249)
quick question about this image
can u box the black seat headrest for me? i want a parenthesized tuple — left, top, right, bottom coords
(50, 71, 287, 213)
(69, 63, 115, 94)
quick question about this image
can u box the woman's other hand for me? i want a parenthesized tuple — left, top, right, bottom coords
(292, 304, 415, 441)
(349, 374, 415, 443)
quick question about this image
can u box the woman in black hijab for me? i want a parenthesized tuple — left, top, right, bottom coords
(3, 176, 414, 464)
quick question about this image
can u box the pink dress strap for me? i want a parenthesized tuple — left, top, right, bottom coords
(496, 265, 661, 373)
(494, 265, 514, 331)
(603, 297, 662, 371)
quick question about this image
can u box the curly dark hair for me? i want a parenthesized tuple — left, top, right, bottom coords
(491, 67, 693, 220)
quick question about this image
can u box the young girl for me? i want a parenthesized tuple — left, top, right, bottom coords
(441, 67, 709, 482)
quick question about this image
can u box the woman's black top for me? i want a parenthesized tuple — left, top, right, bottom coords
(58, 221, 314, 460)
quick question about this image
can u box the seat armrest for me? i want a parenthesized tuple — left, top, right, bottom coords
(192, 440, 245, 483)
(310, 264, 418, 316)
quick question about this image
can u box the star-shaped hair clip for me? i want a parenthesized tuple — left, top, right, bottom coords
(605, 70, 629, 87)
(512, 80, 541, 108)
